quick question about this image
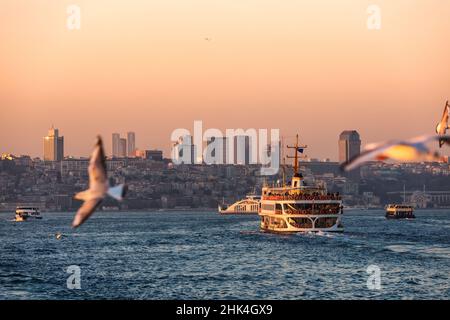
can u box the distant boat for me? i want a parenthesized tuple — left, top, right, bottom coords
(386, 185, 415, 219)
(218, 194, 261, 215)
(14, 206, 42, 222)
(101, 206, 120, 211)
(385, 204, 415, 219)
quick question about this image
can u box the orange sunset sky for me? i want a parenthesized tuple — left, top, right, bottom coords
(0, 0, 449, 160)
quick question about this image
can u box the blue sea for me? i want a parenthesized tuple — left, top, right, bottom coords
(0, 210, 449, 300)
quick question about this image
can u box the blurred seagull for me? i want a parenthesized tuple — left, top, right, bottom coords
(72, 136, 127, 228)
(436, 100, 450, 148)
(342, 135, 450, 172)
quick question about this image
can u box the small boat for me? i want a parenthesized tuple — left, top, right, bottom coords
(14, 207, 42, 221)
(386, 185, 415, 219)
(385, 204, 415, 219)
(218, 194, 261, 215)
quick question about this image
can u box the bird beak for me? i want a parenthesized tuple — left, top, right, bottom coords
(96, 135, 103, 146)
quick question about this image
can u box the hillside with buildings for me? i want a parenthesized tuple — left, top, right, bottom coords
(2, 128, 450, 212)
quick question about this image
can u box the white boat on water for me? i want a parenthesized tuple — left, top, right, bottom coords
(218, 194, 261, 215)
(14, 207, 42, 222)
(259, 135, 344, 233)
(385, 186, 415, 219)
(385, 204, 415, 219)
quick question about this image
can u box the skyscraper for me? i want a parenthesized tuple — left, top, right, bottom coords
(339, 130, 361, 180)
(173, 135, 196, 164)
(112, 133, 120, 158)
(127, 132, 136, 157)
(234, 135, 251, 165)
(57, 135, 64, 161)
(43, 127, 64, 161)
(119, 138, 127, 157)
(339, 130, 361, 163)
(206, 137, 228, 164)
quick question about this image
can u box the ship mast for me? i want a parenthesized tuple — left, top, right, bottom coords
(286, 134, 307, 177)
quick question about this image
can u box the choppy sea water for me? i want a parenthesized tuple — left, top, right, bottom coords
(0, 209, 449, 300)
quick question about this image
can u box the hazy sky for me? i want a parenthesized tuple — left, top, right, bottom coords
(1, 0, 449, 160)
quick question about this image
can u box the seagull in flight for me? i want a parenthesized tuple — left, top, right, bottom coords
(341, 135, 450, 172)
(436, 100, 450, 148)
(72, 136, 127, 228)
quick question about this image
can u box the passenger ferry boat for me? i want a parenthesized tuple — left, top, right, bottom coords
(218, 194, 261, 215)
(14, 207, 42, 222)
(385, 205, 415, 219)
(259, 135, 344, 233)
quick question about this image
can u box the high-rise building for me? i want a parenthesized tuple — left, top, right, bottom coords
(206, 137, 228, 164)
(339, 130, 361, 163)
(234, 135, 251, 165)
(339, 130, 361, 181)
(43, 127, 64, 161)
(119, 138, 127, 157)
(57, 136, 64, 161)
(112, 133, 120, 158)
(127, 132, 136, 157)
(173, 135, 196, 164)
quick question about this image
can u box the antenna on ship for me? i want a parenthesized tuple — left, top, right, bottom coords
(282, 157, 286, 187)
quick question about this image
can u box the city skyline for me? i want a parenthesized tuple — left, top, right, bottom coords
(2, 126, 448, 163)
(1, 1, 449, 160)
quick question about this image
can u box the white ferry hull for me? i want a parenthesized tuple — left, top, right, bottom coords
(259, 213, 344, 233)
(218, 195, 260, 215)
(219, 210, 258, 215)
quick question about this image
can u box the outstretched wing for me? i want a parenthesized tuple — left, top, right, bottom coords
(88, 136, 108, 189)
(72, 198, 102, 228)
(409, 134, 450, 149)
(342, 135, 450, 172)
(341, 141, 397, 172)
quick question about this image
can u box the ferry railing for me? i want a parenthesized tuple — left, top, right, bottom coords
(262, 195, 342, 201)
(283, 208, 342, 215)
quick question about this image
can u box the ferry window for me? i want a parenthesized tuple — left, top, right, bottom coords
(275, 204, 282, 213)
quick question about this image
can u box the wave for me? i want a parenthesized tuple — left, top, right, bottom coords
(385, 244, 450, 259)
